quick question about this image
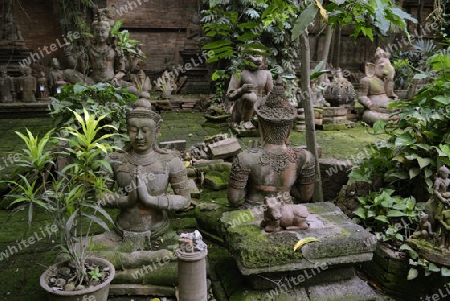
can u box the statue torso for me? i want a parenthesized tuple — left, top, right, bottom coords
(89, 46, 116, 82)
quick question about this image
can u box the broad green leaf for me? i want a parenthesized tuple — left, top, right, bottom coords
(387, 210, 407, 217)
(395, 133, 415, 146)
(433, 96, 450, 105)
(292, 4, 318, 40)
(407, 268, 418, 280)
(428, 262, 440, 272)
(441, 267, 450, 276)
(416, 157, 431, 169)
(375, 215, 389, 223)
(409, 167, 420, 179)
(353, 207, 366, 219)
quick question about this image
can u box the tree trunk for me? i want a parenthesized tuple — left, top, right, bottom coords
(300, 32, 323, 202)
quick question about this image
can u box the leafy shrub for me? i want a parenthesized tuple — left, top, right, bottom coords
(49, 82, 136, 146)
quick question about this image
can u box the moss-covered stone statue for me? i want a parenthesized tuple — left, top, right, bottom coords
(358, 47, 398, 125)
(227, 78, 315, 208)
(100, 98, 191, 250)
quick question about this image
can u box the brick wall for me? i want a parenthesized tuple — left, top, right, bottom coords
(1, 0, 64, 68)
(107, 0, 199, 71)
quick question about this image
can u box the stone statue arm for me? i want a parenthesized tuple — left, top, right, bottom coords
(358, 77, 373, 109)
(264, 71, 274, 95)
(227, 155, 250, 205)
(138, 157, 191, 211)
(98, 154, 137, 209)
(291, 150, 315, 203)
(439, 218, 450, 231)
(226, 75, 252, 101)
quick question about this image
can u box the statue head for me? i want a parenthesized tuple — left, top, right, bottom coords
(438, 165, 450, 179)
(51, 58, 62, 70)
(257, 78, 297, 145)
(243, 45, 266, 71)
(93, 20, 111, 43)
(126, 98, 162, 153)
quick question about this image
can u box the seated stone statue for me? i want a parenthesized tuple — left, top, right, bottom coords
(226, 51, 273, 128)
(358, 47, 398, 125)
(18, 66, 36, 103)
(409, 212, 436, 240)
(228, 79, 315, 208)
(100, 98, 191, 250)
(0, 66, 15, 103)
(0, 12, 24, 46)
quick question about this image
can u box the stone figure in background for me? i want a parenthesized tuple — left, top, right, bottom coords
(88, 18, 123, 83)
(1, 5, 24, 46)
(100, 98, 191, 250)
(358, 47, 398, 125)
(155, 70, 177, 99)
(323, 68, 355, 108)
(18, 66, 36, 102)
(409, 212, 436, 239)
(261, 194, 309, 232)
(36, 71, 49, 99)
(48, 58, 69, 95)
(426, 165, 450, 234)
(228, 79, 315, 208)
(133, 69, 152, 99)
(184, 14, 204, 50)
(437, 209, 450, 250)
(226, 51, 273, 128)
(0, 66, 15, 103)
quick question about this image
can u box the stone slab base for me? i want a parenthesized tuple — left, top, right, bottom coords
(219, 202, 377, 276)
(0, 102, 50, 118)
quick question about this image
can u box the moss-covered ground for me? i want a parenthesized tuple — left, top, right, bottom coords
(0, 112, 388, 300)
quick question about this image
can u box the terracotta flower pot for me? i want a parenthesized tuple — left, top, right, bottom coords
(40, 257, 115, 301)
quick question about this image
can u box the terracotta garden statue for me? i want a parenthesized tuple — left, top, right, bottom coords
(226, 51, 273, 128)
(228, 79, 315, 208)
(261, 194, 309, 232)
(358, 47, 398, 125)
(36, 71, 49, 99)
(0, 65, 15, 102)
(100, 98, 191, 250)
(426, 165, 450, 234)
(18, 66, 36, 102)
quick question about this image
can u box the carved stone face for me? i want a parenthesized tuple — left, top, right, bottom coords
(245, 54, 263, 71)
(94, 23, 110, 43)
(127, 118, 157, 153)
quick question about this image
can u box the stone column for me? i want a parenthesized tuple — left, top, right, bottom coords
(176, 230, 208, 301)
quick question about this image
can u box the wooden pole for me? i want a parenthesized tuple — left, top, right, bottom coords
(300, 32, 323, 202)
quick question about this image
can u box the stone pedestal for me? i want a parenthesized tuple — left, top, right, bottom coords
(178, 50, 210, 94)
(217, 202, 381, 300)
(177, 245, 208, 301)
(296, 107, 306, 132)
(0, 48, 32, 77)
(322, 107, 353, 131)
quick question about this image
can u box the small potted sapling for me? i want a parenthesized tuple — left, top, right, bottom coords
(5, 109, 118, 301)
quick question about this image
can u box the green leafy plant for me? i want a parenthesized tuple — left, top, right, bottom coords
(353, 188, 419, 243)
(110, 19, 146, 59)
(88, 267, 104, 281)
(5, 109, 118, 288)
(393, 58, 414, 91)
(400, 244, 450, 280)
(50, 82, 135, 147)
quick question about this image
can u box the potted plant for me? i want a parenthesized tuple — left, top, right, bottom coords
(5, 109, 119, 301)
